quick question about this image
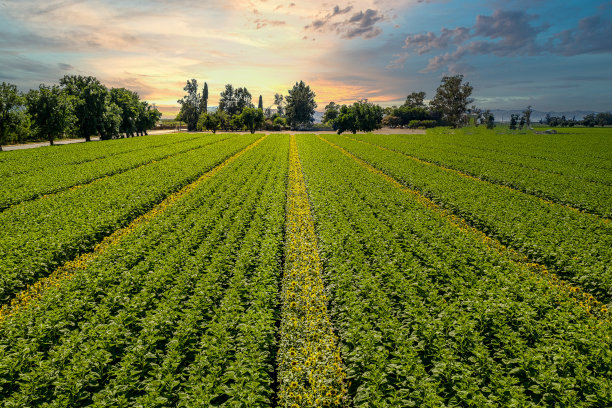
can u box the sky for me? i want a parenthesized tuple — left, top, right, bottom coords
(1, 0, 611, 114)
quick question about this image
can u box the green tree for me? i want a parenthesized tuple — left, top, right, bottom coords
(595, 112, 612, 127)
(110, 87, 140, 137)
(258, 95, 263, 110)
(201, 82, 208, 115)
(0, 82, 28, 151)
(274, 93, 284, 116)
(219, 84, 253, 118)
(405, 91, 426, 108)
(523, 105, 533, 128)
(285, 81, 317, 129)
(25, 84, 76, 146)
(239, 107, 265, 133)
(323, 102, 340, 124)
(509, 113, 518, 130)
(135, 102, 161, 136)
(99, 102, 122, 140)
(334, 100, 383, 134)
(60, 75, 109, 141)
(430, 75, 473, 128)
(177, 79, 201, 131)
(484, 110, 495, 129)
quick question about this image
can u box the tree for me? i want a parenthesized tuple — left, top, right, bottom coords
(509, 113, 518, 130)
(60, 75, 109, 141)
(334, 100, 383, 134)
(285, 81, 317, 129)
(595, 112, 612, 127)
(135, 102, 161, 136)
(484, 110, 495, 129)
(523, 105, 533, 128)
(430, 75, 473, 128)
(25, 84, 76, 146)
(258, 95, 263, 111)
(99, 102, 122, 140)
(274, 93, 284, 116)
(110, 87, 140, 137)
(405, 91, 426, 108)
(239, 107, 265, 133)
(219, 84, 253, 118)
(201, 82, 208, 115)
(0, 82, 28, 151)
(323, 102, 340, 124)
(177, 79, 201, 131)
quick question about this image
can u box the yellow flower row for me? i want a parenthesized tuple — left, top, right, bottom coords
(0, 136, 266, 324)
(319, 135, 609, 321)
(277, 135, 348, 407)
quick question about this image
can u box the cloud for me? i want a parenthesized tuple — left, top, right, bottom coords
(254, 18, 287, 29)
(552, 15, 612, 56)
(305, 5, 385, 39)
(402, 8, 611, 72)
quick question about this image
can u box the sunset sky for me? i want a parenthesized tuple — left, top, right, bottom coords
(1, 0, 611, 114)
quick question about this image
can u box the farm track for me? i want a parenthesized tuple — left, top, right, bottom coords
(319, 135, 608, 318)
(341, 134, 610, 222)
(0, 135, 235, 212)
(0, 136, 265, 320)
(276, 135, 348, 406)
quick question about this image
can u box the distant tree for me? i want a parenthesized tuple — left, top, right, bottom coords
(285, 81, 317, 129)
(99, 102, 122, 140)
(582, 113, 596, 127)
(199, 110, 227, 133)
(334, 100, 383, 134)
(509, 114, 518, 130)
(25, 84, 76, 146)
(239, 107, 265, 133)
(404, 91, 426, 108)
(258, 95, 263, 111)
(274, 93, 284, 116)
(201, 82, 208, 115)
(595, 112, 612, 127)
(0, 82, 28, 151)
(484, 110, 495, 129)
(334, 105, 358, 134)
(430, 74, 473, 128)
(523, 105, 533, 128)
(518, 114, 526, 130)
(177, 79, 201, 131)
(218, 84, 253, 118)
(110, 87, 140, 137)
(230, 113, 244, 131)
(273, 116, 287, 129)
(322, 102, 340, 124)
(135, 102, 161, 136)
(60, 75, 109, 141)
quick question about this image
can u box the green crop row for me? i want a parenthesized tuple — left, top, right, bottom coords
(323, 133, 612, 303)
(0, 133, 231, 210)
(0, 134, 260, 303)
(349, 132, 612, 217)
(0, 133, 199, 178)
(296, 134, 612, 407)
(0, 135, 289, 406)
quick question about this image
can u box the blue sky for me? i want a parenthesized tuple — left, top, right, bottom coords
(0, 0, 610, 113)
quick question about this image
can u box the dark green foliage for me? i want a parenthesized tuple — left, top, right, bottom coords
(334, 100, 384, 134)
(60, 75, 110, 141)
(0, 82, 29, 151)
(177, 79, 201, 131)
(25, 84, 77, 146)
(323, 101, 340, 124)
(218, 84, 253, 118)
(285, 80, 317, 129)
(238, 107, 264, 133)
(430, 74, 474, 128)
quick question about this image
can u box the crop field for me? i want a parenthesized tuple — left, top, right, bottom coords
(0, 129, 610, 407)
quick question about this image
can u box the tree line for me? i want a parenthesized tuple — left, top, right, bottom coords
(177, 75, 484, 135)
(0, 76, 161, 151)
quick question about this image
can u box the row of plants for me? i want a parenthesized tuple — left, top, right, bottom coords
(0, 133, 234, 210)
(425, 127, 612, 185)
(323, 133, 612, 303)
(0, 134, 260, 303)
(348, 133, 611, 217)
(296, 134, 612, 406)
(0, 132, 199, 178)
(276, 135, 348, 407)
(0, 135, 289, 406)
